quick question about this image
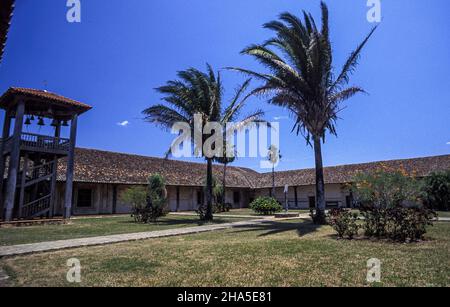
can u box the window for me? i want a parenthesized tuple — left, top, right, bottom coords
(77, 189, 93, 208)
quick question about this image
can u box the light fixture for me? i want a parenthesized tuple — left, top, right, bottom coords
(25, 117, 32, 125)
(62, 120, 69, 127)
(38, 117, 45, 126)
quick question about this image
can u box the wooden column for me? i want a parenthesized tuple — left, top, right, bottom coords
(294, 186, 298, 208)
(18, 153, 28, 218)
(64, 114, 78, 219)
(176, 186, 180, 212)
(112, 185, 117, 214)
(50, 121, 61, 217)
(4, 101, 25, 221)
(0, 110, 11, 215)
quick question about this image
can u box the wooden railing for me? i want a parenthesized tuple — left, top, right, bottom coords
(21, 195, 52, 218)
(18, 160, 55, 186)
(20, 132, 70, 153)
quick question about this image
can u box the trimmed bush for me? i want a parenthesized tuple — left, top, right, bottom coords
(250, 197, 283, 215)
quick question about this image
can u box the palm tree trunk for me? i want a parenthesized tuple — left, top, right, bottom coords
(272, 166, 276, 197)
(205, 158, 214, 221)
(313, 136, 326, 224)
(222, 163, 227, 205)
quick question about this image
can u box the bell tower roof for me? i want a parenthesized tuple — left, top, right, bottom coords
(0, 87, 92, 119)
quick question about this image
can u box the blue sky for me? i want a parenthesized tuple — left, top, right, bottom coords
(0, 0, 449, 172)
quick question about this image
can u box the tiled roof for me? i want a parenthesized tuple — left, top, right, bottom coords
(0, 88, 92, 113)
(57, 148, 258, 188)
(57, 148, 450, 189)
(254, 154, 450, 188)
(0, 0, 14, 63)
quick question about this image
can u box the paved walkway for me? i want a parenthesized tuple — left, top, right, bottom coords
(0, 268, 9, 287)
(0, 218, 273, 258)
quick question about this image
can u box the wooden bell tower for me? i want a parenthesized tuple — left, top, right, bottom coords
(0, 87, 92, 221)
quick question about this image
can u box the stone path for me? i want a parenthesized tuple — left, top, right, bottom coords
(0, 268, 9, 286)
(0, 218, 273, 258)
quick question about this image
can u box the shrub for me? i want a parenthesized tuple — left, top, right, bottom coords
(123, 174, 169, 223)
(422, 171, 450, 211)
(120, 186, 148, 223)
(250, 197, 282, 215)
(352, 171, 436, 242)
(327, 209, 360, 239)
(213, 202, 232, 213)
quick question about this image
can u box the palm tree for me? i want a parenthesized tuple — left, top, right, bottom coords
(143, 64, 264, 221)
(229, 2, 376, 224)
(215, 145, 236, 206)
(267, 145, 282, 197)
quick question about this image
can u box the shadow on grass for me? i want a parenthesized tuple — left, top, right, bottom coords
(114, 216, 238, 227)
(230, 220, 322, 238)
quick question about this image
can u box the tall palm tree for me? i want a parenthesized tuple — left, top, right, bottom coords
(215, 145, 236, 206)
(143, 64, 264, 221)
(229, 2, 376, 224)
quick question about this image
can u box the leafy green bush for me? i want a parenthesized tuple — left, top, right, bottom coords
(422, 171, 450, 211)
(250, 197, 282, 215)
(327, 209, 360, 239)
(122, 174, 169, 223)
(351, 171, 436, 242)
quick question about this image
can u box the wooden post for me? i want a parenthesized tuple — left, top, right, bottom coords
(294, 186, 298, 208)
(64, 114, 78, 219)
(18, 153, 28, 218)
(176, 186, 180, 212)
(112, 185, 117, 214)
(50, 121, 61, 217)
(0, 110, 11, 216)
(4, 101, 25, 221)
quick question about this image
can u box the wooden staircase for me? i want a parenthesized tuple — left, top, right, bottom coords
(16, 158, 57, 219)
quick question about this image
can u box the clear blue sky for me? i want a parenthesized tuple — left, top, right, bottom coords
(0, 0, 449, 172)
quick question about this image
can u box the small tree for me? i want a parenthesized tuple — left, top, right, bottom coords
(145, 174, 169, 222)
(422, 171, 450, 211)
(121, 186, 147, 223)
(121, 174, 169, 223)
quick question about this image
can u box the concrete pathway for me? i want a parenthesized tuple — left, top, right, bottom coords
(170, 212, 269, 219)
(0, 268, 9, 287)
(0, 218, 274, 258)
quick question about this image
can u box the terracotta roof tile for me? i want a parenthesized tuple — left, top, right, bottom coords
(0, 88, 92, 113)
(255, 155, 450, 188)
(57, 148, 450, 189)
(57, 148, 258, 188)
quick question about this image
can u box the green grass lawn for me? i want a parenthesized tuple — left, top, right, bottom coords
(1, 220, 448, 287)
(0, 215, 250, 247)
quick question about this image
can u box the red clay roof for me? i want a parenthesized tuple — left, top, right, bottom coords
(255, 154, 450, 188)
(0, 87, 92, 114)
(57, 148, 450, 188)
(58, 148, 258, 188)
(0, 0, 14, 63)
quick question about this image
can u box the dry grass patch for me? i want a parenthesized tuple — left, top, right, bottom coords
(1, 220, 448, 287)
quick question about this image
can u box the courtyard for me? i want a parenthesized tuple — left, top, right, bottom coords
(0, 214, 448, 287)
